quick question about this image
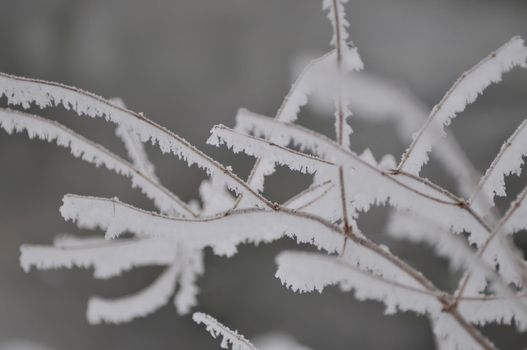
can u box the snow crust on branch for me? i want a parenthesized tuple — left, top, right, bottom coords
(0, 73, 270, 209)
(193, 312, 257, 350)
(0, 108, 193, 217)
(60, 195, 344, 256)
(398, 36, 527, 175)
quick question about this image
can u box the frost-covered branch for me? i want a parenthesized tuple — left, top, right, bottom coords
(0, 108, 195, 217)
(59, 194, 345, 255)
(234, 0, 362, 208)
(387, 211, 527, 314)
(59, 193, 470, 310)
(398, 36, 527, 175)
(234, 112, 495, 245)
(0, 72, 274, 209)
(470, 119, 527, 213)
(87, 263, 180, 324)
(235, 49, 361, 207)
(208, 125, 335, 178)
(456, 186, 527, 300)
(323, 0, 357, 148)
(1, 2, 526, 347)
(20, 235, 175, 279)
(193, 313, 258, 350)
(276, 251, 498, 350)
(283, 181, 339, 222)
(302, 69, 480, 196)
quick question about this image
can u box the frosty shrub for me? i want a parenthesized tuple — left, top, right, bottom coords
(1, 1, 527, 349)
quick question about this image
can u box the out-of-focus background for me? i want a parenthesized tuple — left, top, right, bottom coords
(1, 0, 527, 349)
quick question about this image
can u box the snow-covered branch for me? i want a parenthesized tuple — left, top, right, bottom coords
(87, 263, 180, 324)
(193, 313, 258, 350)
(1, 2, 526, 348)
(398, 36, 527, 175)
(59, 194, 345, 256)
(20, 235, 175, 279)
(470, 119, 527, 213)
(0, 72, 273, 209)
(0, 108, 194, 217)
(208, 125, 335, 179)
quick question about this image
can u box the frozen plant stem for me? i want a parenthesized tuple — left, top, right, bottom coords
(0, 1, 526, 349)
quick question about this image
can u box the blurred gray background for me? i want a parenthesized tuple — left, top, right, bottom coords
(1, 0, 527, 349)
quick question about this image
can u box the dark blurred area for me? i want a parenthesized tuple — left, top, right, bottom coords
(1, 0, 527, 349)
